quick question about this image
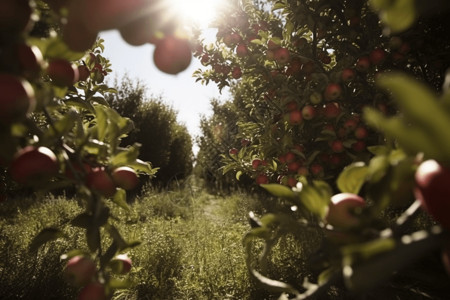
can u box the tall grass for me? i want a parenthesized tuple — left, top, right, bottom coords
(0, 179, 274, 299)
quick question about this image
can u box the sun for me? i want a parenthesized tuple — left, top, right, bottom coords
(167, 0, 224, 28)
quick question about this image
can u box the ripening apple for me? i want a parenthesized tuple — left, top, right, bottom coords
(341, 68, 356, 82)
(252, 159, 262, 169)
(414, 159, 450, 229)
(309, 91, 323, 104)
(324, 83, 342, 101)
(86, 168, 116, 198)
(274, 47, 290, 64)
(0, 73, 35, 123)
(153, 35, 192, 75)
(326, 193, 366, 228)
(64, 255, 97, 287)
(112, 166, 139, 190)
(286, 110, 303, 125)
(46, 59, 79, 87)
(10, 146, 59, 185)
(109, 254, 132, 275)
(78, 282, 107, 300)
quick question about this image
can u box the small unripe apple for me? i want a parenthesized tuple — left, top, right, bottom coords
(10, 146, 59, 184)
(274, 47, 290, 64)
(301, 105, 316, 120)
(112, 166, 139, 190)
(86, 168, 116, 198)
(310, 91, 323, 104)
(0, 73, 35, 123)
(46, 59, 79, 87)
(78, 282, 107, 300)
(64, 255, 97, 287)
(326, 193, 366, 228)
(153, 35, 192, 75)
(110, 254, 132, 274)
(414, 160, 450, 229)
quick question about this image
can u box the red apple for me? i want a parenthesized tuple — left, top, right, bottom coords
(229, 148, 239, 156)
(10, 146, 59, 184)
(16, 43, 44, 77)
(310, 163, 324, 176)
(119, 14, 163, 46)
(324, 83, 342, 101)
(78, 282, 107, 300)
(0, 0, 33, 37)
(231, 66, 242, 79)
(77, 65, 90, 82)
(354, 126, 368, 139)
(256, 174, 269, 185)
(112, 166, 139, 190)
(46, 59, 79, 87)
(355, 56, 370, 72)
(0, 73, 35, 123)
(63, 5, 98, 52)
(64, 255, 97, 287)
(236, 43, 249, 57)
(252, 159, 262, 169)
(285, 101, 299, 112)
(286, 110, 303, 125)
(86, 168, 116, 198)
(274, 47, 290, 64)
(330, 140, 344, 153)
(369, 48, 386, 65)
(414, 159, 450, 229)
(326, 193, 366, 228)
(288, 161, 301, 173)
(153, 35, 192, 75)
(351, 140, 366, 152)
(110, 254, 132, 274)
(341, 68, 356, 82)
(322, 102, 341, 119)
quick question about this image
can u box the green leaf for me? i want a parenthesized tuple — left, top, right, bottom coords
(370, 0, 417, 33)
(112, 189, 130, 211)
(71, 213, 91, 228)
(299, 181, 332, 219)
(86, 226, 101, 253)
(260, 184, 295, 199)
(29, 227, 65, 252)
(108, 278, 132, 290)
(100, 242, 118, 268)
(337, 162, 368, 194)
(236, 170, 243, 180)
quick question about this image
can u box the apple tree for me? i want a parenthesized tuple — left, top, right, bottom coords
(0, 0, 193, 298)
(194, 0, 450, 298)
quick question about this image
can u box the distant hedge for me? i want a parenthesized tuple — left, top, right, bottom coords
(107, 76, 193, 187)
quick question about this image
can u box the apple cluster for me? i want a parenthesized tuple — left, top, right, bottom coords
(45, 0, 192, 75)
(64, 253, 132, 299)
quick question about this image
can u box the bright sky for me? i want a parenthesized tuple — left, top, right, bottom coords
(99, 29, 229, 153)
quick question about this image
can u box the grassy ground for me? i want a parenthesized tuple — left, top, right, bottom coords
(0, 177, 270, 299)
